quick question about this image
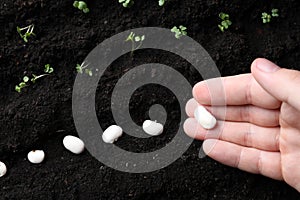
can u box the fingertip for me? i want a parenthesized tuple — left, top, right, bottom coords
(192, 81, 211, 105)
(250, 58, 259, 72)
(185, 98, 199, 117)
(183, 118, 205, 140)
(202, 139, 219, 155)
(183, 118, 196, 138)
(251, 58, 280, 74)
(192, 82, 200, 100)
(250, 58, 264, 75)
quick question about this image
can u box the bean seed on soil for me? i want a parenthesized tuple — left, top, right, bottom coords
(0, 161, 7, 177)
(142, 120, 164, 136)
(63, 135, 85, 154)
(27, 150, 45, 164)
(102, 125, 123, 143)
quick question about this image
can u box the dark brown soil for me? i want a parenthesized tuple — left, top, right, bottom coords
(1, 0, 300, 199)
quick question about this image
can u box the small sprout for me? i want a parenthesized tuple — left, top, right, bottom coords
(73, 1, 89, 13)
(261, 12, 271, 23)
(76, 64, 83, 74)
(85, 69, 93, 76)
(171, 25, 187, 39)
(271, 9, 279, 17)
(125, 32, 145, 56)
(31, 73, 48, 83)
(15, 64, 54, 93)
(23, 76, 29, 83)
(218, 12, 232, 32)
(16, 24, 35, 42)
(44, 64, 54, 73)
(15, 81, 26, 93)
(31, 64, 54, 83)
(262, 9, 279, 23)
(158, 0, 166, 6)
(31, 74, 37, 83)
(15, 76, 30, 93)
(76, 62, 93, 76)
(119, 0, 134, 8)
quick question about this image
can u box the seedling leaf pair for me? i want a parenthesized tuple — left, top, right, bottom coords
(44, 64, 54, 73)
(73, 1, 89, 13)
(171, 25, 187, 39)
(158, 0, 166, 6)
(218, 12, 232, 32)
(119, 0, 134, 8)
(262, 9, 279, 23)
(271, 9, 279, 17)
(76, 63, 93, 76)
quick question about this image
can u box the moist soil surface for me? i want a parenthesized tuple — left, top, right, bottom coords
(1, 0, 300, 199)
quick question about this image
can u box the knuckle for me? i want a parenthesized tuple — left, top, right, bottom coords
(257, 151, 263, 174)
(244, 123, 253, 147)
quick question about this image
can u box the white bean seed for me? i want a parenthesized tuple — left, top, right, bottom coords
(0, 161, 7, 177)
(194, 106, 217, 130)
(63, 135, 85, 154)
(142, 120, 164, 136)
(102, 125, 123, 143)
(27, 150, 45, 164)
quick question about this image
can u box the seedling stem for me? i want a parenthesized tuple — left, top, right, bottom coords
(76, 62, 93, 76)
(17, 24, 35, 42)
(15, 64, 54, 93)
(125, 32, 145, 56)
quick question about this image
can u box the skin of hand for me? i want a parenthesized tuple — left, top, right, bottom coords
(184, 58, 300, 192)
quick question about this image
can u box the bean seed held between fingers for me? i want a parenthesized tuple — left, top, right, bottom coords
(194, 106, 217, 130)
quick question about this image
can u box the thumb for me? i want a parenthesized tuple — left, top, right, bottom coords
(251, 58, 300, 109)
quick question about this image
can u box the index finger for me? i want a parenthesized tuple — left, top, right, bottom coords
(202, 139, 282, 180)
(193, 74, 281, 109)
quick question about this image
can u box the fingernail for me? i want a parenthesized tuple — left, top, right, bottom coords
(255, 59, 280, 73)
(202, 139, 217, 155)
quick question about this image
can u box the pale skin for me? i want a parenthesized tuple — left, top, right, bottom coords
(184, 58, 300, 192)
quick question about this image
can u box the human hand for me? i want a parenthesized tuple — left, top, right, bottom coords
(184, 58, 300, 192)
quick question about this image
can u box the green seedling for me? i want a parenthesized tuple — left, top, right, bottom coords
(15, 76, 29, 93)
(171, 26, 187, 39)
(262, 9, 279, 23)
(261, 12, 271, 23)
(271, 9, 279, 17)
(218, 12, 232, 32)
(31, 64, 54, 83)
(16, 24, 35, 42)
(119, 0, 134, 8)
(158, 0, 166, 6)
(73, 1, 89, 13)
(76, 62, 92, 76)
(125, 32, 145, 56)
(44, 64, 54, 73)
(15, 64, 54, 93)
